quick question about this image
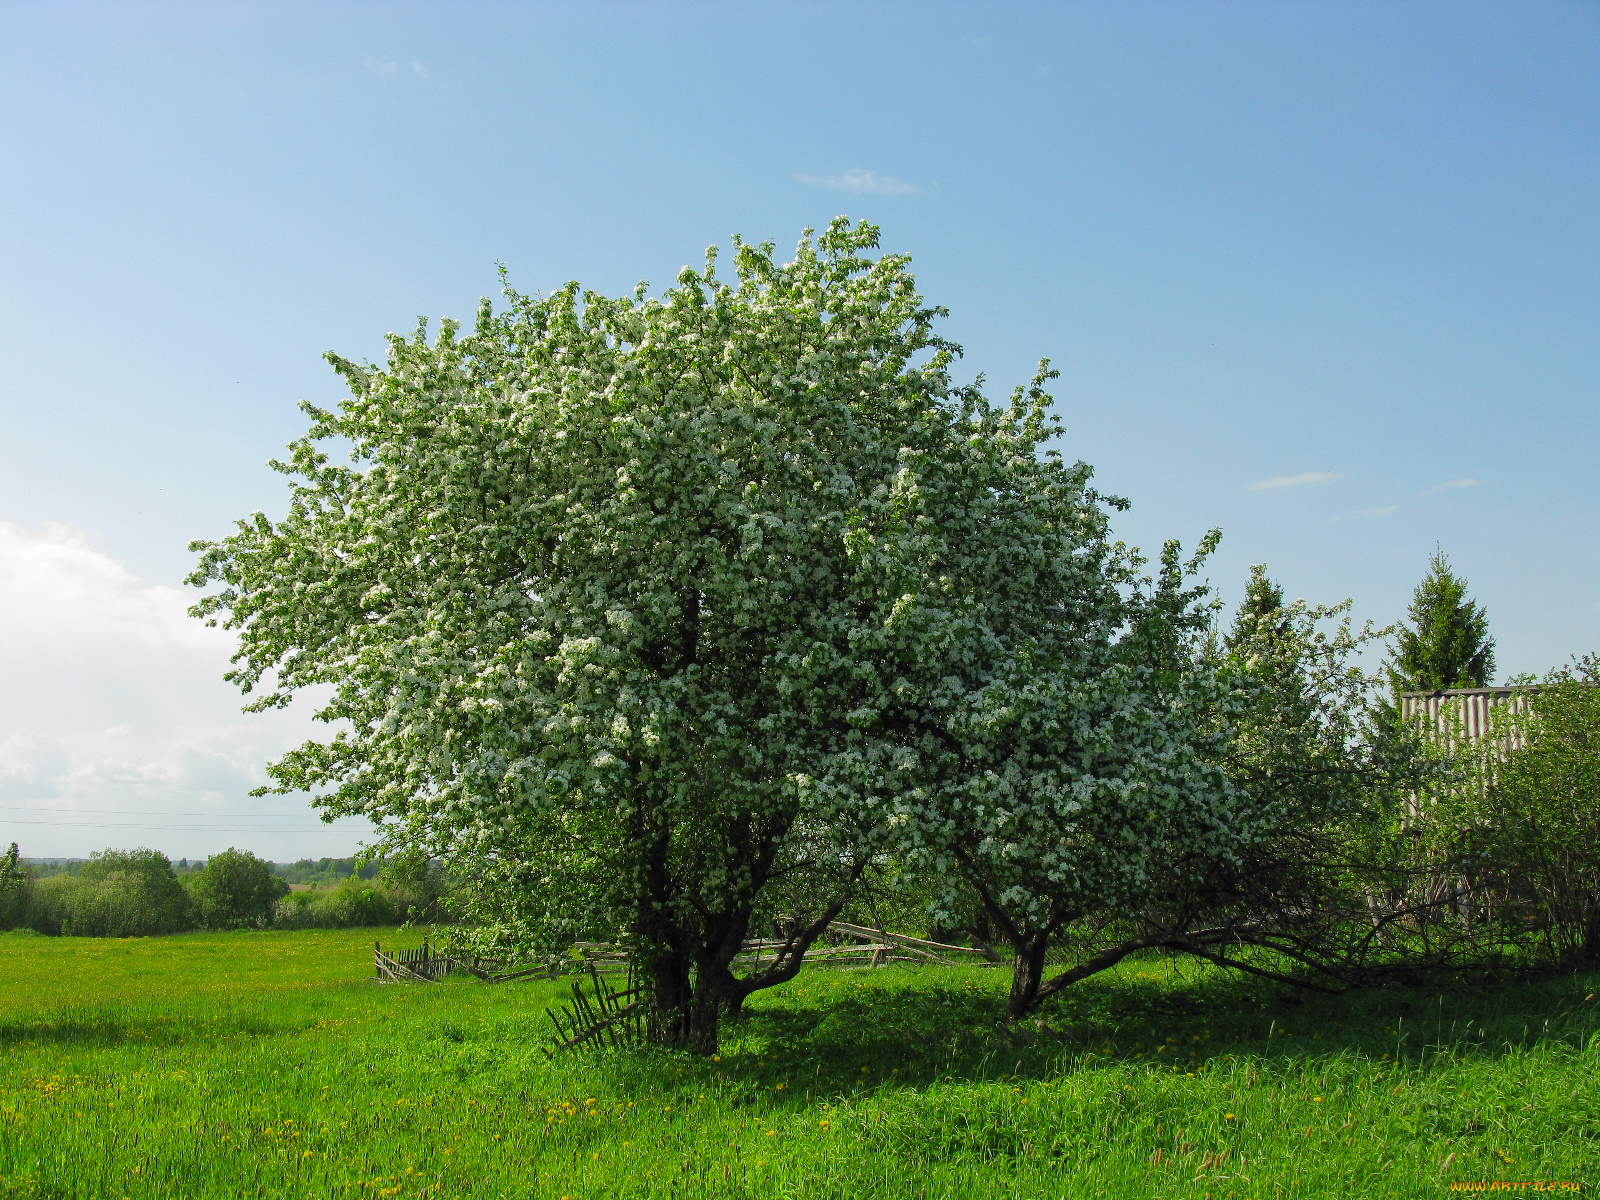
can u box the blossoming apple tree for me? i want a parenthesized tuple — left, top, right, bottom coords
(190, 218, 1243, 1049)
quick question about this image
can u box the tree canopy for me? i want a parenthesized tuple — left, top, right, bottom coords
(878, 534, 1245, 1019)
(192, 219, 1249, 1050)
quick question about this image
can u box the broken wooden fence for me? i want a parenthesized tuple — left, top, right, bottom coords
(545, 965, 647, 1055)
(373, 940, 554, 984)
(375, 924, 994, 1054)
(542, 925, 994, 1054)
(377, 922, 993, 987)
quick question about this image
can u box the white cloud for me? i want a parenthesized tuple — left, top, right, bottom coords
(1423, 478, 1483, 495)
(1361, 505, 1399, 518)
(0, 733, 67, 801)
(1246, 471, 1342, 492)
(364, 59, 426, 80)
(0, 522, 367, 860)
(793, 169, 921, 195)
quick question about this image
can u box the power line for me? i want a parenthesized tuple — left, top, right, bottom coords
(0, 818, 357, 832)
(0, 812, 360, 825)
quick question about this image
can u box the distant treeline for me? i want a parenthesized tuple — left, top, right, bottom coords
(22, 856, 381, 885)
(0, 848, 445, 938)
(275, 857, 382, 886)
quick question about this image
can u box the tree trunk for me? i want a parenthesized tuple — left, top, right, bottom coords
(687, 970, 731, 1056)
(644, 951, 694, 1048)
(1006, 931, 1052, 1020)
(637, 905, 751, 1053)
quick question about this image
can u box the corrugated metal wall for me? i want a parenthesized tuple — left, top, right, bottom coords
(1398, 688, 1536, 819)
(1399, 687, 1535, 749)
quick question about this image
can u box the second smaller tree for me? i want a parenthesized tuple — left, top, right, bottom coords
(188, 848, 289, 930)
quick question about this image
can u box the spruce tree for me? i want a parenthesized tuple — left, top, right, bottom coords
(1387, 549, 1495, 693)
(1226, 566, 1291, 662)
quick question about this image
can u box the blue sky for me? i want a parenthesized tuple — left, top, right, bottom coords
(1, 1, 1595, 858)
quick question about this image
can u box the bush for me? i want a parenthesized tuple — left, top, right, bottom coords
(271, 879, 397, 930)
(188, 848, 288, 930)
(22, 874, 82, 935)
(316, 880, 397, 928)
(1441, 659, 1600, 963)
(272, 891, 321, 929)
(377, 853, 449, 924)
(0, 875, 33, 932)
(22, 849, 192, 937)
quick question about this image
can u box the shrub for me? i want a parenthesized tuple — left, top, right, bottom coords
(0, 876, 32, 932)
(0, 845, 33, 932)
(20, 849, 192, 937)
(312, 880, 396, 928)
(270, 879, 397, 930)
(22, 874, 83, 935)
(376, 853, 448, 924)
(188, 848, 288, 930)
(271, 891, 320, 929)
(1439, 658, 1600, 963)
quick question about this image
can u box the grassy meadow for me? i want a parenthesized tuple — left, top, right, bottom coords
(0, 928, 1595, 1199)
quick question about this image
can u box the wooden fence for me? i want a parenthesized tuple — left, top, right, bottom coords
(376, 923, 996, 1055)
(373, 940, 553, 984)
(375, 922, 993, 986)
(542, 924, 992, 1054)
(1398, 686, 1544, 820)
(545, 966, 646, 1054)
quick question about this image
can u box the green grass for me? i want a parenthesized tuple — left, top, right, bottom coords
(0, 927, 1596, 1198)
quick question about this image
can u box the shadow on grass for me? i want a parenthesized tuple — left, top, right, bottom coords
(594, 958, 1600, 1104)
(0, 1009, 293, 1047)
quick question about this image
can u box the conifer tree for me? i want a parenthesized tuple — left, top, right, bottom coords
(1388, 549, 1495, 693)
(1225, 566, 1291, 665)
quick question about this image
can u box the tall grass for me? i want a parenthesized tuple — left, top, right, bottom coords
(0, 928, 1595, 1198)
